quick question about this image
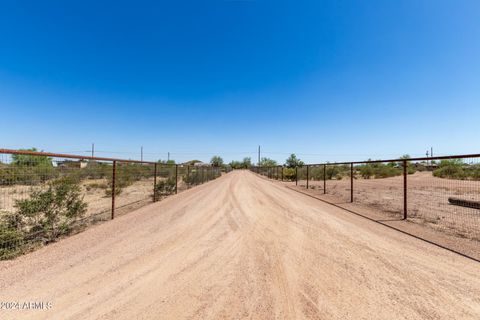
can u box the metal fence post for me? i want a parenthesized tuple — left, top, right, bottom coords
(111, 160, 116, 220)
(403, 160, 407, 220)
(153, 163, 157, 202)
(350, 163, 354, 202)
(306, 165, 309, 189)
(187, 165, 190, 189)
(175, 164, 178, 194)
(323, 164, 326, 194)
(281, 166, 284, 181)
(295, 166, 298, 186)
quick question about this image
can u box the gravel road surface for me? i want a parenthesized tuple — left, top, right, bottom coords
(1, 171, 479, 319)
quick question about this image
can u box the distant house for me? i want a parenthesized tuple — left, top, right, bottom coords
(414, 161, 438, 171)
(55, 160, 88, 169)
(193, 162, 210, 167)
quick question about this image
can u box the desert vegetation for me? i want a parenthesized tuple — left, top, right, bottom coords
(433, 159, 480, 180)
(229, 157, 252, 169)
(0, 149, 223, 260)
(1, 176, 87, 259)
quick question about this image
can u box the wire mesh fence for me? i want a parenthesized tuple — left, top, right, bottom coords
(252, 154, 480, 256)
(0, 149, 224, 260)
(406, 156, 480, 241)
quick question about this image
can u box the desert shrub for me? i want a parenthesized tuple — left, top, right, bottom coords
(470, 165, 480, 180)
(0, 224, 24, 260)
(433, 161, 480, 180)
(357, 162, 402, 179)
(302, 165, 348, 180)
(14, 176, 87, 242)
(11, 148, 51, 166)
(0, 148, 58, 186)
(282, 167, 296, 181)
(184, 168, 220, 185)
(184, 168, 203, 185)
(0, 163, 58, 186)
(359, 164, 374, 179)
(398, 155, 416, 175)
(309, 167, 323, 180)
(433, 159, 466, 179)
(85, 182, 108, 192)
(325, 165, 349, 180)
(376, 164, 401, 178)
(296, 167, 307, 180)
(154, 178, 176, 199)
(105, 163, 153, 196)
(415, 163, 427, 172)
(407, 165, 416, 175)
(158, 166, 175, 178)
(259, 157, 277, 167)
(72, 162, 111, 180)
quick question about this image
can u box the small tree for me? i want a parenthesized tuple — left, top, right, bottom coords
(259, 157, 277, 167)
(242, 157, 252, 169)
(157, 159, 176, 165)
(399, 154, 416, 174)
(285, 154, 304, 168)
(12, 148, 53, 167)
(210, 156, 224, 167)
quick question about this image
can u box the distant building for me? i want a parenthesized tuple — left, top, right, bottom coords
(55, 160, 88, 169)
(193, 162, 211, 167)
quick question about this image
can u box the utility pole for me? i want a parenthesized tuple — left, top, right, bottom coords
(258, 145, 261, 165)
(167, 152, 170, 162)
(91, 143, 95, 158)
(141, 146, 143, 162)
(431, 147, 433, 158)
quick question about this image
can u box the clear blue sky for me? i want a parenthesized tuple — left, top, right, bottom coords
(1, 0, 479, 164)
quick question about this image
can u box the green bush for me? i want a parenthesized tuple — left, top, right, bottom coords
(0, 148, 58, 186)
(154, 177, 176, 199)
(14, 176, 87, 242)
(184, 168, 202, 186)
(471, 165, 480, 180)
(0, 223, 24, 260)
(359, 164, 374, 179)
(433, 159, 466, 179)
(282, 167, 296, 181)
(357, 163, 402, 179)
(183, 168, 220, 185)
(0, 163, 58, 186)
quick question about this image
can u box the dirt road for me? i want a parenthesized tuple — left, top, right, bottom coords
(1, 171, 479, 319)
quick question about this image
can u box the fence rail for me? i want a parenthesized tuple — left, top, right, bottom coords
(252, 153, 480, 259)
(0, 149, 226, 259)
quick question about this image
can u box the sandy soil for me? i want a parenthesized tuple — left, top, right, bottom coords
(1, 171, 479, 319)
(295, 172, 480, 240)
(0, 178, 158, 219)
(1, 177, 195, 220)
